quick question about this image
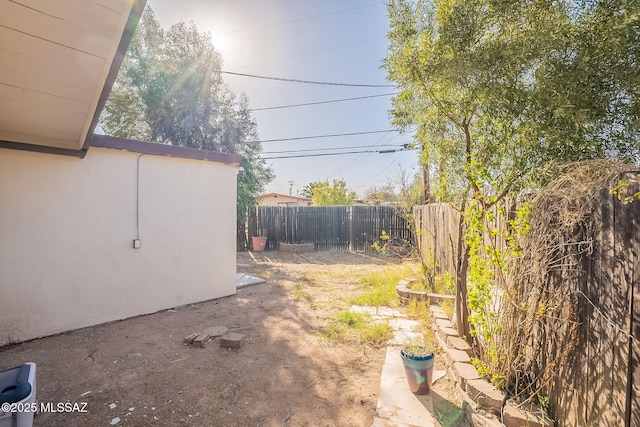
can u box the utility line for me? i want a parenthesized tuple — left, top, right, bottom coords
(262, 144, 405, 154)
(262, 148, 406, 160)
(257, 129, 398, 143)
(249, 93, 394, 111)
(221, 71, 395, 88)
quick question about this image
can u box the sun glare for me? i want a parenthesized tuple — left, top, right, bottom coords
(209, 29, 231, 56)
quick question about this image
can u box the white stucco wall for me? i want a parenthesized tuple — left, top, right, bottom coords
(0, 146, 238, 345)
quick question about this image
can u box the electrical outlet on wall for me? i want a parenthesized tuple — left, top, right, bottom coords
(133, 239, 141, 249)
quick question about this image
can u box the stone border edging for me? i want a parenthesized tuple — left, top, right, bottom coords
(396, 277, 456, 305)
(397, 278, 553, 427)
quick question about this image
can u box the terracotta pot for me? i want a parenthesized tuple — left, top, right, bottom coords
(252, 236, 267, 252)
(400, 349, 434, 394)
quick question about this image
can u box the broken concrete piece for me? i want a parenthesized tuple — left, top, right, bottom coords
(203, 326, 229, 338)
(183, 332, 200, 345)
(220, 333, 246, 349)
(192, 333, 210, 348)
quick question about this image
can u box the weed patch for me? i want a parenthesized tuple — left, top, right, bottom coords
(354, 264, 418, 307)
(318, 310, 393, 347)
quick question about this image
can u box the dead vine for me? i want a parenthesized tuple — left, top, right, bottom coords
(494, 160, 636, 406)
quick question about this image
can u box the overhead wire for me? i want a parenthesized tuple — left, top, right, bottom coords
(262, 143, 403, 154)
(221, 71, 395, 88)
(262, 147, 407, 160)
(249, 93, 394, 111)
(257, 129, 398, 143)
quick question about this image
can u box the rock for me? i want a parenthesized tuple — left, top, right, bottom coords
(203, 326, 229, 338)
(192, 333, 210, 348)
(183, 333, 200, 345)
(220, 333, 246, 349)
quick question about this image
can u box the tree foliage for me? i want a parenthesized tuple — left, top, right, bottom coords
(383, 0, 640, 206)
(363, 184, 398, 205)
(101, 6, 273, 219)
(384, 0, 640, 399)
(301, 181, 321, 199)
(310, 180, 357, 206)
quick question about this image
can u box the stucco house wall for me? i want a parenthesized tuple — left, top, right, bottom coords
(0, 143, 238, 345)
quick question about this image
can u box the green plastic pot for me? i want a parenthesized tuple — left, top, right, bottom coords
(400, 349, 435, 395)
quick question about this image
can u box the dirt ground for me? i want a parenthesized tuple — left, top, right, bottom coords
(0, 250, 465, 427)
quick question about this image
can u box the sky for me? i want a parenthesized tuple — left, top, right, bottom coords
(148, 0, 418, 198)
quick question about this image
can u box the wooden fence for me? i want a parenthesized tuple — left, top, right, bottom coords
(413, 186, 640, 426)
(550, 186, 640, 426)
(240, 205, 414, 252)
(413, 203, 461, 278)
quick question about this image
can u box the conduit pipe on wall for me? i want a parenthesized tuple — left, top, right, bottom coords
(134, 153, 146, 248)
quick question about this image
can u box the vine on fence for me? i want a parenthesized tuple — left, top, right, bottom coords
(464, 160, 638, 411)
(464, 198, 532, 389)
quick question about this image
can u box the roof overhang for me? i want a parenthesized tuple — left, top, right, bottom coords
(92, 135, 243, 166)
(0, 0, 146, 158)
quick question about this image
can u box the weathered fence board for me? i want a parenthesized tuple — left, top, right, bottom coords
(413, 184, 640, 426)
(242, 205, 414, 252)
(413, 203, 461, 278)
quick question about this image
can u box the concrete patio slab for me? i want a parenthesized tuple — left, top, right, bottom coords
(372, 416, 422, 427)
(374, 347, 436, 427)
(350, 306, 407, 318)
(236, 273, 265, 288)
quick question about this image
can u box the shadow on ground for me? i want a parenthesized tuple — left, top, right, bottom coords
(0, 250, 391, 426)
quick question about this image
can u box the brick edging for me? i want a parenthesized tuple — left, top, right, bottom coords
(396, 277, 456, 305)
(397, 278, 553, 427)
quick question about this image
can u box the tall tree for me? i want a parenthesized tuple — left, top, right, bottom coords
(101, 5, 273, 217)
(384, 0, 640, 377)
(383, 0, 639, 206)
(311, 180, 357, 206)
(301, 181, 321, 199)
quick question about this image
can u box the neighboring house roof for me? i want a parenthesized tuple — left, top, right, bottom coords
(0, 0, 146, 158)
(92, 135, 242, 165)
(259, 193, 312, 202)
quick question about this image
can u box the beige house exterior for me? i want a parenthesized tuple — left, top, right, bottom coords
(259, 193, 312, 207)
(0, 0, 242, 345)
(0, 137, 240, 345)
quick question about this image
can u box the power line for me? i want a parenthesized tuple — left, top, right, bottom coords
(221, 71, 395, 88)
(257, 129, 398, 143)
(249, 93, 394, 111)
(262, 144, 405, 155)
(262, 148, 406, 160)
